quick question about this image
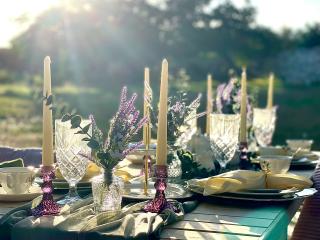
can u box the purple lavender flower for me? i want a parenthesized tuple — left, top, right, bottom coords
(76, 87, 148, 171)
(215, 77, 253, 124)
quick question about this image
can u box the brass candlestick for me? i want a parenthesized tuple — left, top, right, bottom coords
(143, 123, 151, 195)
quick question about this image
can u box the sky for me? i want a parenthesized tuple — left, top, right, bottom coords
(0, 0, 319, 48)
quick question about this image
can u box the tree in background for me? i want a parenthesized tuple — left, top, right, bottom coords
(6, 0, 295, 87)
(1, 0, 320, 148)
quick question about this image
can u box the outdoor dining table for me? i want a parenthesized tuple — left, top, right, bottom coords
(0, 160, 316, 240)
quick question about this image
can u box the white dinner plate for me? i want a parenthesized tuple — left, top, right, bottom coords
(291, 158, 319, 167)
(34, 177, 92, 190)
(212, 188, 317, 202)
(126, 152, 156, 164)
(229, 188, 300, 198)
(0, 186, 42, 202)
(123, 181, 193, 200)
(187, 184, 317, 202)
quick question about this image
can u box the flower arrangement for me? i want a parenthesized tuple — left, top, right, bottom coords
(215, 77, 255, 124)
(177, 149, 218, 179)
(215, 75, 259, 149)
(152, 92, 202, 144)
(62, 86, 147, 184)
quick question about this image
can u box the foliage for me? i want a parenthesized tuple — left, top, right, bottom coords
(151, 92, 201, 143)
(177, 149, 217, 179)
(62, 87, 147, 172)
(276, 47, 320, 85)
(4, 0, 311, 86)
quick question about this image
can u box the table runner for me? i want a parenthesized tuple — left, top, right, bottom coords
(0, 196, 198, 240)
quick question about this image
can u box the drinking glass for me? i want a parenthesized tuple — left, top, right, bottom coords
(55, 120, 91, 205)
(209, 113, 240, 171)
(252, 107, 277, 147)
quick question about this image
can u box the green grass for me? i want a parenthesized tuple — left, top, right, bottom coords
(0, 97, 32, 118)
(0, 82, 319, 149)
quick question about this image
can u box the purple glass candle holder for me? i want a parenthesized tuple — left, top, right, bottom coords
(239, 142, 251, 170)
(143, 165, 179, 213)
(31, 165, 60, 217)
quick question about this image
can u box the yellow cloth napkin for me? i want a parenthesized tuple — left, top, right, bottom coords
(56, 161, 101, 181)
(188, 170, 313, 196)
(56, 161, 135, 183)
(114, 169, 134, 183)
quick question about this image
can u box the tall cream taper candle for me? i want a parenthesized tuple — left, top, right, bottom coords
(267, 72, 274, 109)
(143, 68, 151, 145)
(42, 56, 54, 166)
(239, 67, 247, 143)
(156, 59, 168, 166)
(206, 74, 213, 136)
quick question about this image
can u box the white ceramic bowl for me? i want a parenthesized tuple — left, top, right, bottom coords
(259, 146, 288, 156)
(258, 155, 292, 174)
(286, 139, 313, 152)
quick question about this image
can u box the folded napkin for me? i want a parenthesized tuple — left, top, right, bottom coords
(0, 194, 198, 240)
(56, 161, 134, 183)
(56, 161, 101, 182)
(0, 158, 24, 168)
(188, 170, 313, 196)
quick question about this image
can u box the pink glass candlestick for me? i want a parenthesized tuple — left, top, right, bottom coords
(32, 165, 60, 217)
(143, 165, 179, 213)
(239, 142, 250, 170)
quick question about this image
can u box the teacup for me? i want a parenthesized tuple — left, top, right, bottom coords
(286, 139, 313, 152)
(258, 156, 292, 174)
(0, 167, 36, 194)
(259, 146, 288, 156)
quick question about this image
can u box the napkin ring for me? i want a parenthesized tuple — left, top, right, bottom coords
(143, 165, 179, 213)
(31, 165, 60, 216)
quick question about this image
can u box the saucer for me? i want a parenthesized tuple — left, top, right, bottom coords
(0, 186, 42, 202)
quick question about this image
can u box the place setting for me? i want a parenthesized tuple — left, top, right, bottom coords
(0, 167, 41, 202)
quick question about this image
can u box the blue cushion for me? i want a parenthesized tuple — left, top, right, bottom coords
(0, 147, 42, 167)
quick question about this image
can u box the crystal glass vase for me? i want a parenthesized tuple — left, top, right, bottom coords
(176, 109, 198, 149)
(167, 144, 182, 181)
(55, 120, 91, 205)
(252, 107, 277, 147)
(209, 113, 241, 171)
(92, 169, 123, 214)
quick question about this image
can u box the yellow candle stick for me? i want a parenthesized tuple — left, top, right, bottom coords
(239, 67, 247, 143)
(42, 56, 54, 167)
(267, 72, 274, 109)
(206, 74, 213, 136)
(156, 59, 168, 166)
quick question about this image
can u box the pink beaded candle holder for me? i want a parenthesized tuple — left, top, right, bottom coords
(143, 165, 178, 213)
(31, 165, 60, 217)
